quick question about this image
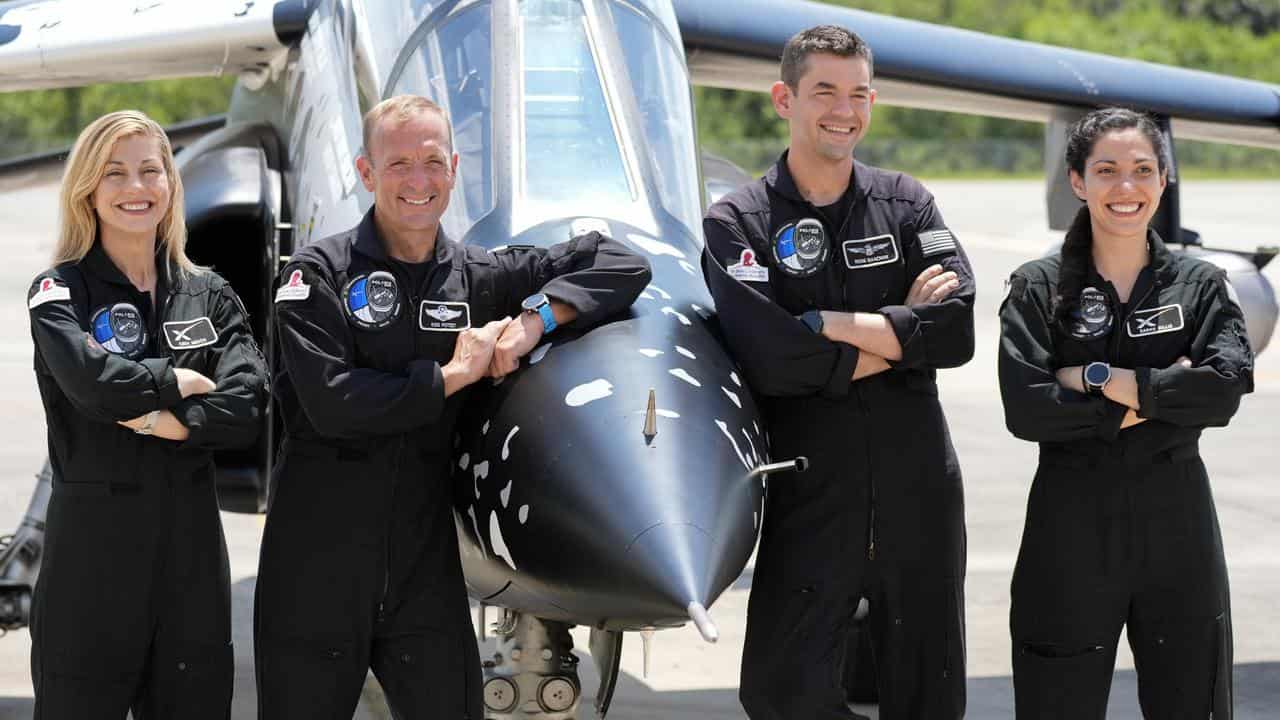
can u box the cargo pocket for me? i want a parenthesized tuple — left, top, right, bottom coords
(257, 632, 361, 719)
(163, 641, 234, 719)
(1012, 639, 1111, 718)
(372, 631, 469, 719)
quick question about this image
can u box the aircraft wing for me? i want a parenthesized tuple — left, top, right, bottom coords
(0, 0, 310, 92)
(674, 0, 1280, 149)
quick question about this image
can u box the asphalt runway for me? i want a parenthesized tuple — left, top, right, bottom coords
(0, 169, 1276, 719)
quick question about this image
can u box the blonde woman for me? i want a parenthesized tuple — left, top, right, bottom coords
(26, 110, 267, 718)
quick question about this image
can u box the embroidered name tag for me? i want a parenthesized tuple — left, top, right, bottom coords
(419, 301, 471, 332)
(842, 234, 899, 269)
(918, 228, 958, 258)
(1127, 304, 1184, 338)
(28, 277, 71, 309)
(726, 249, 769, 282)
(163, 317, 219, 350)
(275, 269, 311, 302)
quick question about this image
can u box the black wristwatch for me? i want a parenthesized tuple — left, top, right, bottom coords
(800, 309, 824, 334)
(1083, 361, 1111, 396)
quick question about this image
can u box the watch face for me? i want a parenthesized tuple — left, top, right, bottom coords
(522, 292, 548, 312)
(1085, 363, 1110, 386)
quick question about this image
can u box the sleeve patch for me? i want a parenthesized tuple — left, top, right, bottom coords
(275, 268, 312, 302)
(726, 249, 769, 282)
(28, 277, 71, 309)
(918, 228, 957, 258)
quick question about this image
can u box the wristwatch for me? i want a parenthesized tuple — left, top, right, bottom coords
(521, 293, 557, 334)
(799, 309, 824, 334)
(135, 409, 160, 435)
(1082, 361, 1111, 397)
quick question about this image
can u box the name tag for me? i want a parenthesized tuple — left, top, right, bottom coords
(163, 317, 219, 350)
(1127, 304, 1184, 338)
(419, 301, 471, 332)
(842, 234, 899, 269)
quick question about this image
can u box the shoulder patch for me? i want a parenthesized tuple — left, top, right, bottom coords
(726, 249, 769, 282)
(918, 228, 957, 258)
(28, 277, 71, 309)
(275, 268, 312, 302)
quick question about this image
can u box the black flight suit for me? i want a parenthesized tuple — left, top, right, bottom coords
(26, 242, 268, 720)
(998, 229, 1253, 719)
(256, 208, 650, 719)
(702, 154, 974, 720)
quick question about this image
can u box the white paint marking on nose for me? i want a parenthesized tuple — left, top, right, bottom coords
(566, 379, 614, 407)
(529, 344, 552, 364)
(489, 511, 517, 570)
(502, 426, 520, 460)
(715, 419, 751, 470)
(669, 368, 700, 387)
(648, 285, 672, 300)
(722, 387, 741, 408)
(676, 346, 696, 360)
(679, 260, 697, 275)
(662, 307, 691, 326)
(458, 453, 470, 471)
(500, 479, 513, 508)
(638, 348, 664, 358)
(518, 505, 530, 524)
(730, 371, 741, 387)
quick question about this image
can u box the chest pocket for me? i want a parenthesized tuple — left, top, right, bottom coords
(841, 232, 906, 312)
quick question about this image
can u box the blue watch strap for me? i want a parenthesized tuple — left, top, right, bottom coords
(536, 302, 557, 334)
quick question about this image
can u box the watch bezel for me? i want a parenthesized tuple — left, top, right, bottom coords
(521, 292, 549, 313)
(1084, 361, 1111, 394)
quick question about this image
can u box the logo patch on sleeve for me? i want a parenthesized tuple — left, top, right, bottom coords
(344, 271, 402, 329)
(726, 249, 769, 282)
(28, 277, 71, 309)
(842, 234, 899, 269)
(419, 301, 471, 332)
(163, 317, 219, 350)
(918, 228, 957, 258)
(91, 302, 147, 358)
(275, 269, 311, 302)
(1127, 304, 1184, 338)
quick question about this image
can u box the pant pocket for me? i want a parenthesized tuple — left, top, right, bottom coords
(1013, 640, 1113, 720)
(141, 641, 234, 720)
(256, 633, 364, 720)
(372, 631, 473, 720)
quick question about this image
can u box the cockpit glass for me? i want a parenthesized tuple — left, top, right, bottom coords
(391, 2, 494, 239)
(609, 0, 703, 241)
(519, 0, 633, 211)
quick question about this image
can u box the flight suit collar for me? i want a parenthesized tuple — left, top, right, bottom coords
(81, 239, 176, 295)
(765, 150, 868, 209)
(354, 206, 457, 267)
(1085, 227, 1176, 306)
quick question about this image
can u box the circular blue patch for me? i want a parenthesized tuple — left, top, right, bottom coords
(91, 302, 147, 358)
(343, 271, 401, 329)
(771, 218, 829, 278)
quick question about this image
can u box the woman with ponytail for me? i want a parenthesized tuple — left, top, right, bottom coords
(997, 107, 1253, 718)
(26, 110, 267, 719)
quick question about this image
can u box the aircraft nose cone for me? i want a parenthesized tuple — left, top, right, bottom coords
(625, 521, 713, 614)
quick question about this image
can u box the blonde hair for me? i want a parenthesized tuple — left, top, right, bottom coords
(54, 110, 199, 277)
(361, 95, 453, 157)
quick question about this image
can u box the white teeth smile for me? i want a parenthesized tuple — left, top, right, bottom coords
(119, 202, 151, 211)
(402, 197, 431, 206)
(1108, 203, 1141, 213)
(821, 125, 853, 135)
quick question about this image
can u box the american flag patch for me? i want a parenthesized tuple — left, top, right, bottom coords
(918, 228, 957, 258)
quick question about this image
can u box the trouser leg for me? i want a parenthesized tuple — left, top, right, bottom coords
(738, 468, 866, 720)
(1010, 465, 1129, 720)
(254, 453, 385, 719)
(869, 570, 966, 719)
(1129, 458, 1233, 720)
(31, 490, 162, 720)
(133, 478, 233, 720)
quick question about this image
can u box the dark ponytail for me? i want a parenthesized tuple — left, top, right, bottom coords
(1051, 107, 1168, 325)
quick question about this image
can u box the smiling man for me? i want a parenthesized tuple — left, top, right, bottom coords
(701, 26, 975, 720)
(256, 95, 650, 719)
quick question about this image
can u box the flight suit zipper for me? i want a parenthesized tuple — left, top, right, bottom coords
(1107, 274, 1157, 365)
(854, 385, 877, 561)
(379, 434, 407, 620)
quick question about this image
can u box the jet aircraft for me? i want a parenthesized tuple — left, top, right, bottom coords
(0, 0, 1277, 717)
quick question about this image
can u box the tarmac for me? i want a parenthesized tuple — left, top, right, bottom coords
(0, 170, 1276, 718)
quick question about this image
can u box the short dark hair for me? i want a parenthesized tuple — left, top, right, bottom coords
(780, 25, 874, 89)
